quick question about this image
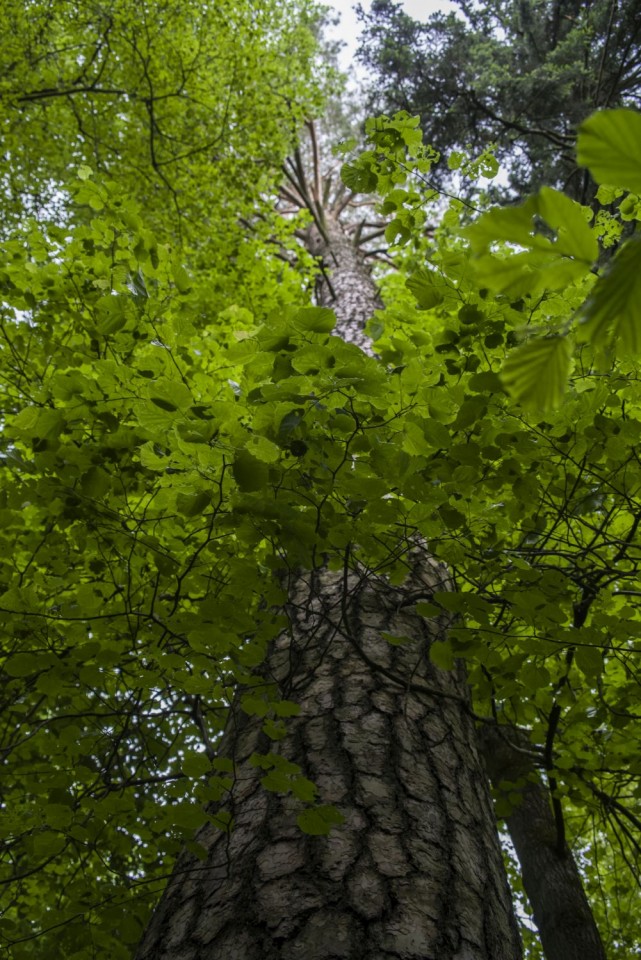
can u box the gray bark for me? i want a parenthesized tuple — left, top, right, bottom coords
(137, 561, 522, 960)
(309, 213, 381, 353)
(136, 208, 523, 960)
(479, 725, 606, 960)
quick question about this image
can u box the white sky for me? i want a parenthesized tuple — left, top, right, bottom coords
(327, 0, 459, 70)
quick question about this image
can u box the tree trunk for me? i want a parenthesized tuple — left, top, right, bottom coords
(307, 213, 381, 352)
(136, 213, 523, 959)
(479, 725, 606, 960)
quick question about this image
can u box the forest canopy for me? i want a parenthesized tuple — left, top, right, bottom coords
(1, 2, 640, 958)
(356, 0, 641, 199)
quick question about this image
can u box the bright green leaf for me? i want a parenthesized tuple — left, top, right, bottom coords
(500, 336, 572, 409)
(406, 269, 445, 309)
(341, 159, 377, 193)
(578, 109, 641, 194)
(172, 263, 193, 294)
(293, 306, 336, 333)
(579, 235, 641, 353)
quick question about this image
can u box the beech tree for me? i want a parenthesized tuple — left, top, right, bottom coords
(1, 2, 641, 958)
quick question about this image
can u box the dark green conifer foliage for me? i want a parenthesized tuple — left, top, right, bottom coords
(356, 0, 641, 199)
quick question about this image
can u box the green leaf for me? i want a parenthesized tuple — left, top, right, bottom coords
(291, 776, 317, 802)
(262, 718, 287, 740)
(150, 397, 178, 412)
(118, 915, 144, 945)
(4, 652, 39, 677)
(168, 802, 208, 830)
(467, 196, 539, 250)
(232, 451, 269, 492)
(341, 159, 377, 193)
(272, 700, 301, 717)
(416, 602, 443, 618)
(297, 805, 345, 836)
(577, 109, 641, 193)
(467, 371, 504, 394)
(241, 694, 270, 717)
(95, 294, 127, 335)
(500, 336, 572, 409)
(467, 188, 596, 295)
(172, 263, 193, 294)
(535, 187, 598, 263)
(423, 419, 451, 449)
(33, 831, 66, 858)
(262, 770, 295, 793)
(575, 645, 604, 680)
(176, 490, 212, 517)
(458, 305, 484, 324)
(293, 307, 336, 333)
(429, 640, 455, 670)
(182, 753, 212, 777)
(80, 466, 111, 499)
(74, 180, 105, 210)
(10, 407, 64, 439)
(207, 810, 233, 833)
(385, 218, 411, 245)
(439, 504, 467, 529)
(381, 631, 414, 647)
(406, 269, 445, 309)
(147, 378, 193, 412)
(579, 235, 641, 353)
(44, 803, 73, 829)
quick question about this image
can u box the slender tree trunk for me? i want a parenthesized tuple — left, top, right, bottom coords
(310, 214, 381, 351)
(136, 213, 523, 959)
(479, 725, 606, 960)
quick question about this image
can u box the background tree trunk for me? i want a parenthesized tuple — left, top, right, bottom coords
(479, 725, 606, 960)
(135, 209, 523, 959)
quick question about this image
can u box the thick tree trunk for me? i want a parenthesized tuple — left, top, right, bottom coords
(136, 212, 523, 959)
(137, 561, 522, 959)
(479, 725, 606, 960)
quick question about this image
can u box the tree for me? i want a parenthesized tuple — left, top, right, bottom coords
(2, 2, 641, 957)
(0, 137, 524, 959)
(479, 726, 607, 960)
(356, 0, 641, 200)
(0, 0, 328, 247)
(133, 131, 522, 959)
(0, 1, 335, 954)
(340, 109, 641, 957)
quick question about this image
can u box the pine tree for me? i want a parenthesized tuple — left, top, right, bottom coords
(134, 138, 523, 960)
(356, 0, 641, 200)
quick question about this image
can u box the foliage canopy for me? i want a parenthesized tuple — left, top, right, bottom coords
(0, 3, 641, 958)
(356, 0, 641, 199)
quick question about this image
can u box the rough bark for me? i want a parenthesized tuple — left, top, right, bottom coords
(136, 208, 523, 959)
(309, 213, 381, 353)
(137, 560, 522, 960)
(479, 725, 606, 960)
